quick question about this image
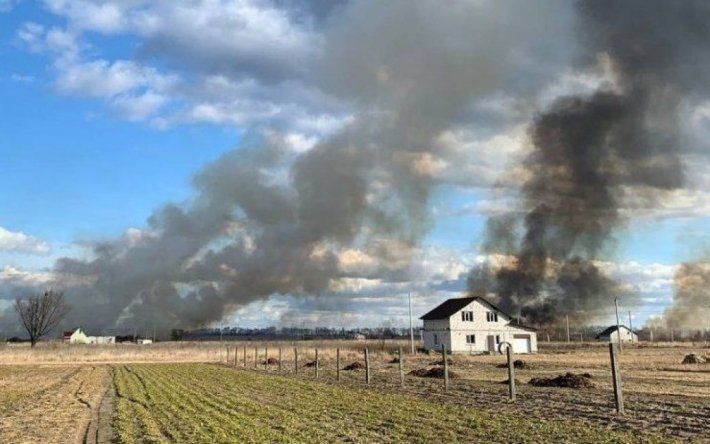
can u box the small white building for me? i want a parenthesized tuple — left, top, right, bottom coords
(420, 296, 538, 354)
(595, 325, 637, 343)
(62, 328, 89, 344)
(87, 336, 116, 345)
(137, 339, 153, 345)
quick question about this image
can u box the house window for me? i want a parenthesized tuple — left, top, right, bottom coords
(486, 312, 498, 322)
(433, 334, 439, 345)
(466, 334, 476, 344)
(461, 311, 474, 322)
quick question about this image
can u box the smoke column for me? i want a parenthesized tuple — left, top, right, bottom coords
(469, 0, 710, 325)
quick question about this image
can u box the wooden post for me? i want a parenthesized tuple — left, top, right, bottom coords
(336, 348, 341, 382)
(278, 347, 282, 372)
(243, 344, 247, 367)
(264, 347, 268, 370)
(234, 346, 238, 367)
(365, 348, 371, 384)
(315, 348, 319, 378)
(254, 346, 257, 369)
(294, 347, 298, 374)
(609, 343, 624, 414)
(442, 344, 449, 391)
(226, 346, 230, 364)
(398, 347, 404, 387)
(565, 315, 570, 343)
(506, 345, 516, 402)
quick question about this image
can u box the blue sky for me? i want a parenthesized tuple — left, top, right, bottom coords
(0, 1, 707, 331)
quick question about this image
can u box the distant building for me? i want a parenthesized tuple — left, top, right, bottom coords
(420, 296, 538, 354)
(352, 333, 366, 341)
(596, 325, 637, 343)
(62, 328, 89, 344)
(137, 339, 153, 345)
(61, 328, 115, 344)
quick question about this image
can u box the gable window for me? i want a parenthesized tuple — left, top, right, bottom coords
(433, 334, 439, 345)
(466, 334, 476, 344)
(461, 311, 474, 322)
(486, 312, 499, 322)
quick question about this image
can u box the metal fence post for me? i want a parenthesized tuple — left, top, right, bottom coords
(398, 347, 404, 387)
(609, 343, 624, 414)
(294, 347, 298, 374)
(442, 344, 449, 391)
(365, 348, 371, 384)
(507, 344, 516, 401)
(315, 348, 319, 379)
(336, 348, 340, 382)
(278, 347, 282, 372)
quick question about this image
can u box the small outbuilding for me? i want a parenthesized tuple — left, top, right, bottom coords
(595, 325, 637, 343)
(420, 296, 537, 354)
(62, 328, 89, 344)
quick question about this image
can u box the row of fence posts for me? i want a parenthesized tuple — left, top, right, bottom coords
(224, 342, 624, 415)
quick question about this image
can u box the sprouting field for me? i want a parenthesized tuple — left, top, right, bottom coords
(0, 341, 708, 443)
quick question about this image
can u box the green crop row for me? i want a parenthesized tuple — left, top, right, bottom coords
(111, 363, 673, 444)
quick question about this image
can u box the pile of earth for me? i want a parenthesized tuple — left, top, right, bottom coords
(496, 359, 528, 369)
(303, 361, 318, 368)
(431, 358, 455, 366)
(681, 353, 706, 364)
(408, 367, 460, 379)
(343, 362, 365, 371)
(262, 358, 280, 365)
(528, 372, 594, 389)
(389, 357, 401, 364)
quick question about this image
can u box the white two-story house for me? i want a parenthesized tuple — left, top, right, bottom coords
(420, 296, 537, 354)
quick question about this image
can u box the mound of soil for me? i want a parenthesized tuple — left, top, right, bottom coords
(343, 361, 365, 371)
(499, 378, 522, 385)
(528, 372, 595, 389)
(408, 367, 460, 379)
(431, 358, 454, 366)
(496, 359, 528, 369)
(681, 353, 706, 364)
(262, 358, 280, 365)
(303, 361, 318, 368)
(389, 357, 400, 364)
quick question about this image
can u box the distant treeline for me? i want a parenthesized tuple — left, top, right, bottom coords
(170, 326, 412, 341)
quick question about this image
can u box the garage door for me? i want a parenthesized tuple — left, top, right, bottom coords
(512, 334, 531, 353)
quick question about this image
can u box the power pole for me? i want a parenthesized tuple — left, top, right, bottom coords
(614, 297, 622, 351)
(408, 292, 415, 354)
(565, 315, 570, 343)
(627, 311, 633, 344)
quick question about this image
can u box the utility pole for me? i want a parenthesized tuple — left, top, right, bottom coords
(408, 292, 415, 354)
(565, 315, 570, 343)
(614, 297, 622, 351)
(628, 311, 633, 344)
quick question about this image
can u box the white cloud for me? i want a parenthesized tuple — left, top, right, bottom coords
(0, 226, 50, 255)
(0, 265, 53, 286)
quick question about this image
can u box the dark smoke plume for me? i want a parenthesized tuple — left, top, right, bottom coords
(469, 0, 710, 325)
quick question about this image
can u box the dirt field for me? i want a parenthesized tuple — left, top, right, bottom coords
(0, 341, 707, 443)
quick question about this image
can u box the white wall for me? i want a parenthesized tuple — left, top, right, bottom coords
(607, 328, 637, 343)
(422, 300, 537, 353)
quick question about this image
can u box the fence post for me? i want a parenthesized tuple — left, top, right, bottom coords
(294, 347, 298, 374)
(226, 346, 230, 364)
(243, 344, 246, 367)
(442, 344, 449, 391)
(254, 346, 258, 369)
(278, 347, 282, 372)
(365, 348, 371, 384)
(609, 343, 624, 414)
(506, 344, 516, 402)
(265, 347, 268, 370)
(234, 346, 238, 367)
(336, 348, 340, 382)
(398, 347, 404, 387)
(313, 348, 318, 378)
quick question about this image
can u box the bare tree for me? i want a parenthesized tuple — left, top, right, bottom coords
(14, 290, 69, 347)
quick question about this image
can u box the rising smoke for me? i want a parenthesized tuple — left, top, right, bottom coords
(0, 1, 572, 335)
(469, 0, 710, 325)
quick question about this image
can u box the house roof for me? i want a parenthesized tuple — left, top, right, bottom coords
(595, 325, 634, 338)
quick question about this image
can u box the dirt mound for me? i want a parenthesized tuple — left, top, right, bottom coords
(389, 357, 400, 364)
(261, 358, 279, 365)
(499, 378, 522, 385)
(431, 358, 455, 366)
(496, 359, 528, 369)
(343, 362, 365, 371)
(408, 367, 459, 379)
(303, 361, 318, 368)
(528, 372, 595, 389)
(681, 353, 706, 364)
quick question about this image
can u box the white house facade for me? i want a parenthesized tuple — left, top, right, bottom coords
(62, 328, 89, 344)
(420, 297, 537, 354)
(595, 325, 637, 343)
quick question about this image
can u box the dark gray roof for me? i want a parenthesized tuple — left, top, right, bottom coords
(596, 325, 634, 338)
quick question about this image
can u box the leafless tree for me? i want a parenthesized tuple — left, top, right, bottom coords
(14, 290, 69, 347)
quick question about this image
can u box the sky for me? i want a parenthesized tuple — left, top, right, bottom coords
(0, 0, 708, 334)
